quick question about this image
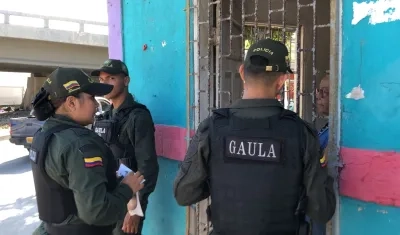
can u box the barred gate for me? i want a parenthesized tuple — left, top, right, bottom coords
(187, 0, 332, 234)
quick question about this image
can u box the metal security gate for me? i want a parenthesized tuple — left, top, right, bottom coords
(186, 0, 332, 234)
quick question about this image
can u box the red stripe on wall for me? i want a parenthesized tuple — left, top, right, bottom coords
(340, 147, 400, 206)
(154, 124, 194, 161)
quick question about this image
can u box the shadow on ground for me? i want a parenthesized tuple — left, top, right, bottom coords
(0, 195, 40, 235)
(0, 155, 30, 175)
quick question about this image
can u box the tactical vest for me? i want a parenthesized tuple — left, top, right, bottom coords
(93, 103, 149, 170)
(30, 124, 117, 235)
(209, 108, 305, 235)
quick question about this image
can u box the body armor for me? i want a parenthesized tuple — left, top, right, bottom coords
(93, 103, 148, 170)
(208, 108, 306, 235)
(30, 124, 117, 235)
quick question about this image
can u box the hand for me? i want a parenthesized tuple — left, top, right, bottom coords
(122, 213, 141, 234)
(121, 171, 144, 193)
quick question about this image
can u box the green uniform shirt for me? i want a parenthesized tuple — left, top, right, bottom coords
(42, 115, 133, 226)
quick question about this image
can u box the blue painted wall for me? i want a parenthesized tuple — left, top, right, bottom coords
(341, 197, 400, 235)
(142, 158, 186, 235)
(122, 0, 188, 128)
(340, 0, 400, 234)
(122, 0, 188, 234)
(341, 0, 400, 151)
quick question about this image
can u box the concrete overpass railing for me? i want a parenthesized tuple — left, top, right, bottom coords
(0, 10, 108, 47)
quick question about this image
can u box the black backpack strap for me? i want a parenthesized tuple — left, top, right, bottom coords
(210, 108, 230, 130)
(115, 103, 152, 142)
(212, 108, 230, 118)
(114, 103, 149, 126)
(279, 109, 298, 120)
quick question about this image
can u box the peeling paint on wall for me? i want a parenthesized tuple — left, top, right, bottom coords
(352, 0, 400, 25)
(377, 209, 389, 214)
(161, 40, 167, 47)
(345, 84, 365, 100)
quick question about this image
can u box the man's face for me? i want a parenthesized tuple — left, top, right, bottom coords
(316, 76, 329, 116)
(98, 71, 128, 99)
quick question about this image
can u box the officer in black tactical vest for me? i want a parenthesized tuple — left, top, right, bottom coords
(30, 67, 145, 235)
(173, 39, 336, 235)
(91, 59, 159, 235)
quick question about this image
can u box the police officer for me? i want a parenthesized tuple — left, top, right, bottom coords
(173, 39, 336, 235)
(30, 67, 144, 235)
(91, 59, 159, 235)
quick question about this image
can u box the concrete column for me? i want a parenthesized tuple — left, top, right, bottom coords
(21, 74, 46, 110)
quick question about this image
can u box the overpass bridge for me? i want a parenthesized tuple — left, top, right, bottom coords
(0, 10, 109, 74)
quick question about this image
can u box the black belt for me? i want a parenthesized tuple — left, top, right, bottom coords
(45, 223, 114, 235)
(210, 230, 296, 235)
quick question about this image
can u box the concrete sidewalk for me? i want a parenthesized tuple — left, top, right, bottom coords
(0, 128, 10, 141)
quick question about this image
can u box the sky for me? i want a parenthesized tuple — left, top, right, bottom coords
(0, 0, 108, 22)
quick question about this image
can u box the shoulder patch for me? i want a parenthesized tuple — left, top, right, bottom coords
(79, 144, 104, 168)
(83, 156, 103, 168)
(29, 149, 38, 163)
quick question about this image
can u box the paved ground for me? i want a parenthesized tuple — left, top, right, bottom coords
(0, 140, 39, 235)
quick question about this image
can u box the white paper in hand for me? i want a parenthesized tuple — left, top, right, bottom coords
(117, 163, 146, 184)
(129, 192, 144, 217)
(117, 164, 145, 217)
(117, 163, 132, 178)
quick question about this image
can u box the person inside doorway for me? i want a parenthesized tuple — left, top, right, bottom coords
(311, 72, 330, 235)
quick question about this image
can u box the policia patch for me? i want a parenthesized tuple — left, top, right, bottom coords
(225, 136, 283, 162)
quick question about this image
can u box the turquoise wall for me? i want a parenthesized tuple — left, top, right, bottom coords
(340, 0, 400, 234)
(122, 0, 189, 234)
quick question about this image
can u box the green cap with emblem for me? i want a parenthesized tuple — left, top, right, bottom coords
(245, 38, 293, 73)
(91, 59, 129, 77)
(43, 67, 113, 100)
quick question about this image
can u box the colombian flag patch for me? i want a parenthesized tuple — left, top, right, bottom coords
(320, 154, 327, 168)
(84, 156, 103, 168)
(63, 80, 80, 93)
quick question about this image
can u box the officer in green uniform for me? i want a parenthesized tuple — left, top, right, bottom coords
(173, 39, 336, 235)
(30, 67, 144, 235)
(91, 59, 159, 235)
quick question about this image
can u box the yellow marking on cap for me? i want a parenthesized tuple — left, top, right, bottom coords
(63, 80, 80, 93)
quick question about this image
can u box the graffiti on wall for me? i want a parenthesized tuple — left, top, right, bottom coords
(352, 0, 400, 25)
